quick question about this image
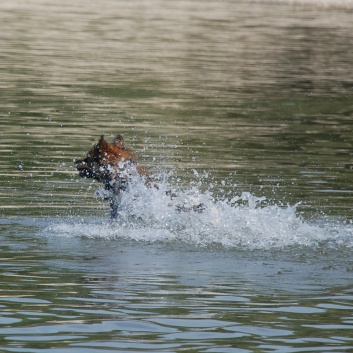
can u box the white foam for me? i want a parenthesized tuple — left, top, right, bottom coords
(45, 172, 353, 250)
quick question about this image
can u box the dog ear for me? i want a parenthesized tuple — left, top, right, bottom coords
(112, 134, 125, 148)
(98, 135, 109, 150)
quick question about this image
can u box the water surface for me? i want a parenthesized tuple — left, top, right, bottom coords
(0, 0, 353, 352)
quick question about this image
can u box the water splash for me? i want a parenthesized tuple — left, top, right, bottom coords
(46, 171, 353, 250)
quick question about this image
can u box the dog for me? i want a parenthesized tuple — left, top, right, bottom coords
(75, 134, 205, 218)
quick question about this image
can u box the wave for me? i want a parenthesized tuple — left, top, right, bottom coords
(44, 171, 353, 250)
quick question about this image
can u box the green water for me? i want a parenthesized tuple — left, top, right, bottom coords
(0, 0, 353, 352)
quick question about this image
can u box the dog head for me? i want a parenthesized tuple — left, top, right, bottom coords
(75, 135, 138, 183)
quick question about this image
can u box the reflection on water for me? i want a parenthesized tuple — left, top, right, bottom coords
(0, 0, 352, 217)
(1, 217, 353, 352)
(0, 0, 353, 352)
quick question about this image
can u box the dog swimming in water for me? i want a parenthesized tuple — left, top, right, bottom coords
(75, 134, 205, 218)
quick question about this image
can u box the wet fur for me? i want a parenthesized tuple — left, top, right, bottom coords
(75, 134, 204, 218)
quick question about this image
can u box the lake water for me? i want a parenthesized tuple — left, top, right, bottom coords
(1, 0, 353, 352)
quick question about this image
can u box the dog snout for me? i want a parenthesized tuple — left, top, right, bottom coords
(75, 159, 87, 170)
(75, 159, 91, 178)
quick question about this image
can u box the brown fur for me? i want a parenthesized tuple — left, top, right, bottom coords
(75, 135, 149, 185)
(75, 134, 205, 218)
(75, 134, 150, 218)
